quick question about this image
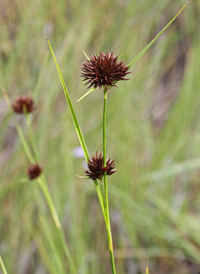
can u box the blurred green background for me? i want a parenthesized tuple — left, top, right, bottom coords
(1, 0, 200, 273)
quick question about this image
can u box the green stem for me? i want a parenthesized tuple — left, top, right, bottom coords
(0, 256, 8, 274)
(103, 89, 116, 274)
(103, 90, 109, 219)
(39, 216, 64, 272)
(25, 113, 40, 163)
(94, 180, 108, 227)
(99, 179, 106, 206)
(146, 257, 149, 274)
(15, 120, 34, 163)
(37, 176, 76, 274)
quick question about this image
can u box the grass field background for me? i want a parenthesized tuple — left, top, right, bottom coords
(1, 0, 200, 273)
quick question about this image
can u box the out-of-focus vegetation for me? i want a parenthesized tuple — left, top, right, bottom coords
(1, 0, 200, 273)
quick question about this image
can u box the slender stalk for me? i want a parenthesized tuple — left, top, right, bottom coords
(0, 256, 8, 274)
(99, 179, 105, 202)
(103, 89, 116, 274)
(146, 257, 149, 274)
(24, 115, 76, 274)
(25, 112, 40, 163)
(103, 90, 109, 217)
(94, 180, 108, 226)
(15, 120, 34, 163)
(40, 216, 64, 272)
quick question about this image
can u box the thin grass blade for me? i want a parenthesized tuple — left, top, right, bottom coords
(33, 51, 50, 98)
(139, 156, 200, 183)
(75, 174, 88, 179)
(39, 216, 65, 273)
(47, 39, 90, 161)
(0, 256, 8, 274)
(82, 50, 90, 60)
(77, 87, 95, 102)
(128, 3, 188, 68)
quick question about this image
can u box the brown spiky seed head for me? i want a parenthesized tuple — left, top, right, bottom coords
(12, 96, 34, 114)
(81, 51, 131, 91)
(85, 151, 117, 180)
(27, 164, 42, 180)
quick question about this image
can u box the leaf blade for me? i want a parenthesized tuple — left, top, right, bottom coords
(128, 3, 188, 68)
(47, 39, 90, 161)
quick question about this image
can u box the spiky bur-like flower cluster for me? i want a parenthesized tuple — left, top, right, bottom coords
(27, 164, 42, 180)
(85, 151, 117, 181)
(81, 51, 130, 91)
(12, 96, 34, 114)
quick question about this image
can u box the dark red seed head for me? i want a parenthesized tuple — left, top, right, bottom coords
(27, 164, 42, 180)
(81, 51, 131, 91)
(85, 151, 117, 181)
(12, 96, 34, 114)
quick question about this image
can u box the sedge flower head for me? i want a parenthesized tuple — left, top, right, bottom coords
(12, 96, 34, 114)
(85, 151, 117, 181)
(81, 51, 130, 91)
(27, 164, 42, 180)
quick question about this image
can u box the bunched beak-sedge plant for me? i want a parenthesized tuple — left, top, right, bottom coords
(1, 3, 187, 274)
(1, 91, 76, 274)
(47, 4, 188, 273)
